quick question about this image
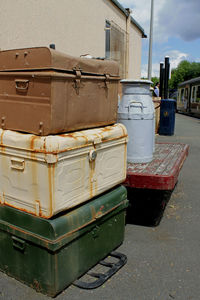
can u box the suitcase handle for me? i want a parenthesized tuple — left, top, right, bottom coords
(12, 236, 26, 252)
(11, 158, 25, 171)
(15, 79, 29, 91)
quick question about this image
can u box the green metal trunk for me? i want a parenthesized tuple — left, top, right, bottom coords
(0, 185, 128, 297)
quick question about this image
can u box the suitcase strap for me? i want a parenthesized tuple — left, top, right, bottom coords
(73, 251, 127, 289)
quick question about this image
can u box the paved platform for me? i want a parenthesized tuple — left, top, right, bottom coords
(125, 142, 189, 190)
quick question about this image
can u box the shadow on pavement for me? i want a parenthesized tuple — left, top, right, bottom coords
(126, 187, 173, 227)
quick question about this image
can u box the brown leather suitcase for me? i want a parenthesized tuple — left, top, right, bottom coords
(0, 47, 120, 135)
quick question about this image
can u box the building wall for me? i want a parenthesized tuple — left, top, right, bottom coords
(0, 0, 143, 78)
(129, 25, 142, 79)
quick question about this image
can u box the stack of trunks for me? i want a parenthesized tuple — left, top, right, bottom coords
(0, 47, 128, 296)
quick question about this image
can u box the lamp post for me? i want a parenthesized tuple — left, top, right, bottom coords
(147, 0, 154, 80)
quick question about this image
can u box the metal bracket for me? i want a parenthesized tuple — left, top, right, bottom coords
(73, 251, 127, 289)
(1, 116, 6, 129)
(104, 74, 110, 89)
(39, 122, 43, 135)
(73, 68, 83, 95)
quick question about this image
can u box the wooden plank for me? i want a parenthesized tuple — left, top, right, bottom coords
(124, 143, 189, 190)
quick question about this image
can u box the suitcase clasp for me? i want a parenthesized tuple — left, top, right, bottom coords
(89, 149, 97, 162)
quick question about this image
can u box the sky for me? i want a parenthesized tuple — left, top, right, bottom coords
(119, 0, 200, 78)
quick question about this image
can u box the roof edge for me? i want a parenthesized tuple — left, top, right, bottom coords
(110, 0, 147, 38)
(178, 77, 200, 87)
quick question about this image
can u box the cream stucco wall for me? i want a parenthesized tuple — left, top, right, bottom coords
(129, 25, 142, 79)
(0, 0, 143, 79)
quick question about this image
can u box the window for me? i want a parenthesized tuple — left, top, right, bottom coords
(185, 88, 188, 98)
(181, 89, 184, 102)
(196, 86, 200, 102)
(105, 20, 126, 78)
(192, 86, 195, 102)
(105, 21, 111, 59)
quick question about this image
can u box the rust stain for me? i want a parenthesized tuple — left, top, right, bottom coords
(95, 210, 103, 218)
(30, 135, 40, 151)
(26, 135, 127, 154)
(59, 133, 78, 139)
(80, 134, 89, 144)
(124, 143, 127, 177)
(118, 123, 126, 137)
(52, 163, 55, 216)
(4, 201, 34, 215)
(31, 158, 39, 213)
(6, 202, 123, 244)
(94, 173, 98, 196)
(48, 163, 55, 217)
(59, 132, 89, 145)
(33, 279, 42, 292)
(100, 126, 112, 132)
(91, 206, 96, 220)
(89, 160, 95, 198)
(29, 136, 40, 216)
(90, 206, 103, 220)
(0, 131, 4, 145)
(3, 201, 52, 219)
(101, 135, 127, 143)
(43, 138, 46, 152)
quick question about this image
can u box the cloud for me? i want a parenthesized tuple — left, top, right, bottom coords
(167, 50, 189, 70)
(141, 50, 188, 78)
(118, 0, 166, 38)
(118, 0, 196, 78)
(141, 62, 160, 78)
(119, 0, 200, 42)
(157, 0, 200, 42)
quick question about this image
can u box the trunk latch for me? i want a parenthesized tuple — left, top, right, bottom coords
(73, 68, 82, 95)
(104, 74, 110, 89)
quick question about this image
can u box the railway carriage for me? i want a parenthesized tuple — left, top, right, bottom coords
(177, 77, 200, 116)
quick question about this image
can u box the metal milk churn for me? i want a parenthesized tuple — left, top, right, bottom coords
(118, 79, 155, 163)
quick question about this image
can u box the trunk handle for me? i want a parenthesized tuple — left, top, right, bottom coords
(11, 158, 25, 171)
(15, 79, 29, 91)
(12, 236, 26, 252)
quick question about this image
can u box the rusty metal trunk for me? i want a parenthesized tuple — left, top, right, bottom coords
(0, 185, 128, 297)
(0, 123, 128, 218)
(0, 47, 120, 135)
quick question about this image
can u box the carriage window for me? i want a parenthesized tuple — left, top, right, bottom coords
(196, 86, 200, 102)
(181, 89, 184, 102)
(192, 87, 195, 101)
(185, 88, 188, 98)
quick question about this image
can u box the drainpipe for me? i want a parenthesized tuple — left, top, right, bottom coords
(125, 8, 131, 79)
(147, 0, 154, 80)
